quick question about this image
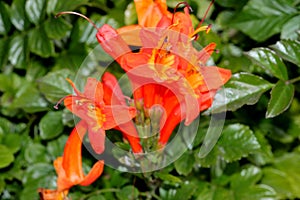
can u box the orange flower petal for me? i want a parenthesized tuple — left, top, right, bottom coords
(79, 160, 104, 186)
(62, 121, 87, 183)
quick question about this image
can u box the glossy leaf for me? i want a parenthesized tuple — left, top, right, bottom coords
(28, 26, 55, 57)
(44, 17, 72, 39)
(281, 15, 300, 40)
(247, 48, 288, 80)
(207, 73, 273, 113)
(266, 80, 294, 118)
(11, 84, 48, 113)
(218, 124, 260, 161)
(25, 0, 46, 25)
(8, 34, 28, 68)
(39, 111, 64, 140)
(270, 40, 300, 66)
(0, 2, 11, 35)
(0, 145, 14, 168)
(174, 151, 194, 176)
(197, 124, 260, 166)
(10, 0, 30, 31)
(229, 0, 297, 41)
(38, 69, 73, 102)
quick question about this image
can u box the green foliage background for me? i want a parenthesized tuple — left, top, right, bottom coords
(0, 0, 300, 199)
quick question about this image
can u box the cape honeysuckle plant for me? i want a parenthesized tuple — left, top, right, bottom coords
(1, 0, 300, 199)
(39, 0, 231, 198)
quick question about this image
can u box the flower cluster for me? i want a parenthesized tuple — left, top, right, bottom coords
(39, 0, 231, 199)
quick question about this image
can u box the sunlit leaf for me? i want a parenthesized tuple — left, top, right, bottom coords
(247, 48, 288, 80)
(266, 80, 294, 118)
(0, 145, 14, 168)
(270, 40, 300, 67)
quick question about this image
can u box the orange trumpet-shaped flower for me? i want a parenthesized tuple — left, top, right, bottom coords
(38, 121, 104, 200)
(95, 0, 230, 146)
(55, 121, 104, 192)
(62, 77, 141, 154)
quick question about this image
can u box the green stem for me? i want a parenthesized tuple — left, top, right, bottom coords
(287, 76, 300, 84)
(80, 188, 120, 200)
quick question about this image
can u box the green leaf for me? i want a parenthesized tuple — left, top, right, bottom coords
(8, 34, 28, 68)
(124, 2, 137, 25)
(28, 26, 55, 57)
(25, 61, 47, 81)
(231, 166, 276, 200)
(262, 168, 298, 199)
(270, 40, 300, 66)
(206, 73, 273, 113)
(24, 143, 50, 164)
(25, 0, 46, 25)
(10, 0, 30, 31)
(38, 69, 73, 102)
(218, 124, 260, 161)
(154, 172, 182, 185)
(11, 83, 48, 113)
(173, 182, 197, 200)
(44, 17, 72, 39)
(54, 0, 89, 13)
(247, 48, 288, 80)
(174, 151, 194, 176)
(0, 2, 11, 35)
(39, 111, 63, 140)
(197, 124, 260, 166)
(2, 134, 22, 154)
(266, 80, 294, 118)
(229, 0, 297, 41)
(116, 186, 139, 200)
(231, 166, 262, 189)
(0, 145, 14, 168)
(46, 135, 68, 159)
(262, 153, 300, 198)
(281, 15, 300, 40)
